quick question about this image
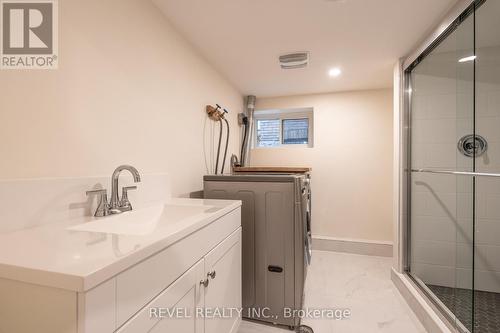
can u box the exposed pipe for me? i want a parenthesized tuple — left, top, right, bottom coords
(240, 117, 248, 163)
(241, 95, 256, 166)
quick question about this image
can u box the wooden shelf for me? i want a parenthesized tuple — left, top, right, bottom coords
(233, 166, 311, 173)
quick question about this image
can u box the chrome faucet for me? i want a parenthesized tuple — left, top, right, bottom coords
(86, 165, 141, 217)
(110, 165, 141, 213)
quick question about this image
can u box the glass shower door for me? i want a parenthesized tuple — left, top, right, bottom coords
(473, 1, 500, 332)
(408, 5, 475, 331)
(407, 1, 500, 331)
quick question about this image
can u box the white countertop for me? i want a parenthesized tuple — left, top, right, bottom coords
(0, 198, 241, 292)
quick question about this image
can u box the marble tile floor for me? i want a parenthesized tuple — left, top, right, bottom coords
(238, 250, 426, 333)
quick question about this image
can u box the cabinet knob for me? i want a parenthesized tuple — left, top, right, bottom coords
(207, 270, 216, 279)
(200, 278, 209, 287)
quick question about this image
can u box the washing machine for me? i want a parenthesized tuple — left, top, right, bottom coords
(203, 173, 311, 329)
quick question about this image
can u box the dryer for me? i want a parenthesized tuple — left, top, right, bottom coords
(203, 173, 311, 329)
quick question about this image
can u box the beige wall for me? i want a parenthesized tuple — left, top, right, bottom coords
(252, 89, 393, 242)
(0, 0, 242, 196)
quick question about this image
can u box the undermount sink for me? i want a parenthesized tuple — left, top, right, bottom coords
(67, 203, 217, 236)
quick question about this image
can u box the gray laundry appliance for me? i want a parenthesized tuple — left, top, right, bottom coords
(203, 173, 312, 328)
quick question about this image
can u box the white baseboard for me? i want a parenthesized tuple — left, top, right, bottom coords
(312, 235, 393, 257)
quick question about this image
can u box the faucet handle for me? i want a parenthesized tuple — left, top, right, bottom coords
(86, 189, 107, 196)
(123, 186, 137, 192)
(120, 186, 137, 212)
(86, 189, 110, 217)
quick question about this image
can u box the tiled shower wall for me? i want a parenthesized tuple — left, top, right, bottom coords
(410, 46, 500, 293)
(474, 45, 500, 293)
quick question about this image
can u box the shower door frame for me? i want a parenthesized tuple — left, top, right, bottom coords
(401, 0, 486, 331)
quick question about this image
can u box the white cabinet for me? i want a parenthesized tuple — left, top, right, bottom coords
(117, 259, 205, 333)
(114, 208, 241, 327)
(204, 229, 242, 333)
(118, 228, 242, 333)
(149, 284, 201, 333)
(77, 207, 242, 333)
(0, 206, 241, 333)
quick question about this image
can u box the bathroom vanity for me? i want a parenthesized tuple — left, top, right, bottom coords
(0, 197, 242, 333)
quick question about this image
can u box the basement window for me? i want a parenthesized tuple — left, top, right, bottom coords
(253, 108, 313, 148)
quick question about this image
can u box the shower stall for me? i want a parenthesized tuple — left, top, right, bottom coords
(403, 0, 500, 332)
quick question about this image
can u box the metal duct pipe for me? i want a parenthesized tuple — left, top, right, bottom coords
(241, 95, 256, 166)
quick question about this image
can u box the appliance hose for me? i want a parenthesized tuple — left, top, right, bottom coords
(221, 118, 230, 174)
(215, 119, 223, 174)
(240, 122, 248, 163)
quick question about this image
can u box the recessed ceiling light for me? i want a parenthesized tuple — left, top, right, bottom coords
(328, 67, 342, 77)
(458, 55, 476, 63)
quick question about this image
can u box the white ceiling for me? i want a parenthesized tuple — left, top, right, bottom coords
(153, 0, 458, 97)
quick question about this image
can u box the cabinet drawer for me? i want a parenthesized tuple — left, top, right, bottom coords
(116, 207, 241, 326)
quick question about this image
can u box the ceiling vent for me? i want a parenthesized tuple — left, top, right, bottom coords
(279, 52, 309, 69)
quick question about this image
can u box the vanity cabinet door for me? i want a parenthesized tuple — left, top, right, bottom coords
(204, 228, 242, 333)
(117, 259, 205, 333)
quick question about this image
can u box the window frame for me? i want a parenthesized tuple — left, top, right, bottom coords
(252, 108, 314, 149)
